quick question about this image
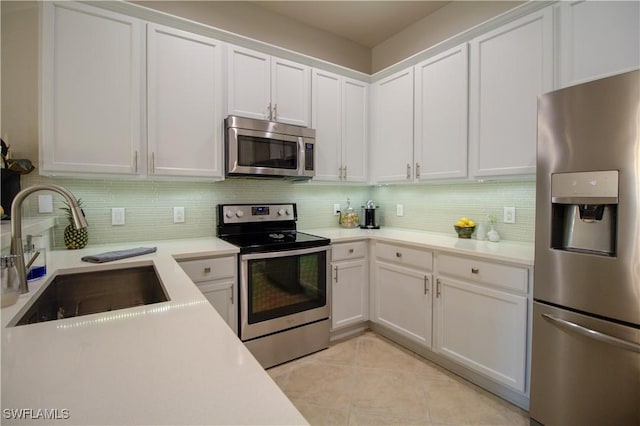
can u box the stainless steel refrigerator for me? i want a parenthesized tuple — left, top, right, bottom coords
(531, 69, 640, 425)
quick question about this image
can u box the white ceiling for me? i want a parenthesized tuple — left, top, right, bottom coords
(248, 1, 451, 48)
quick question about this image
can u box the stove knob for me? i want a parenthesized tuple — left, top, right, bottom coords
(285, 208, 292, 216)
(278, 209, 286, 216)
(225, 210, 234, 218)
(236, 210, 244, 218)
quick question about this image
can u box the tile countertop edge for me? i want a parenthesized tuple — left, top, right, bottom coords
(1, 237, 308, 426)
(304, 227, 535, 267)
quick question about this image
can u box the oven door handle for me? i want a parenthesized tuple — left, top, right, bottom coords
(240, 244, 330, 260)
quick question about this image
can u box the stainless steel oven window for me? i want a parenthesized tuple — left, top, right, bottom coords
(247, 250, 326, 324)
(239, 246, 330, 341)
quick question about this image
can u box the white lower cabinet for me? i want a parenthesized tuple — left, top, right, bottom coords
(434, 253, 528, 393)
(372, 243, 433, 347)
(179, 255, 237, 334)
(331, 241, 368, 330)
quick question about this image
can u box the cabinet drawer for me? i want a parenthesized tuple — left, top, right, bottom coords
(437, 253, 528, 293)
(179, 256, 236, 283)
(376, 242, 433, 271)
(332, 241, 367, 261)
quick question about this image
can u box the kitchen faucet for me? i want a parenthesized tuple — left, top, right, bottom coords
(10, 184, 88, 294)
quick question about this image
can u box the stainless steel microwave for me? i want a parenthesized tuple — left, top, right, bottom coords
(225, 115, 315, 179)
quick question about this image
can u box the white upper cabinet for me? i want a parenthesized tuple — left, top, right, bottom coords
(370, 67, 415, 183)
(468, 7, 553, 178)
(556, 0, 640, 88)
(312, 69, 368, 182)
(147, 24, 224, 178)
(414, 44, 469, 181)
(40, 2, 143, 175)
(227, 45, 311, 126)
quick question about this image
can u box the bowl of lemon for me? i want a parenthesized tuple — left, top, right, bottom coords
(454, 217, 476, 239)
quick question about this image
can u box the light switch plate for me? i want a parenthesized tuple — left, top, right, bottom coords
(173, 207, 185, 223)
(503, 207, 516, 224)
(38, 195, 53, 213)
(333, 204, 341, 216)
(111, 208, 125, 226)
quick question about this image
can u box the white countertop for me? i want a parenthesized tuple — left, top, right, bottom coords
(1, 227, 533, 425)
(1, 238, 308, 426)
(303, 227, 534, 266)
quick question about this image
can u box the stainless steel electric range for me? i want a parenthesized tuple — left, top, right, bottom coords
(217, 203, 330, 368)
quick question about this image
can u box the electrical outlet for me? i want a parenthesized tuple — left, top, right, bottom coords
(396, 204, 404, 217)
(111, 208, 125, 226)
(333, 204, 341, 216)
(503, 207, 516, 224)
(173, 207, 185, 223)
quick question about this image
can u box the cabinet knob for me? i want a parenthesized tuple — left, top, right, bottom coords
(471, 268, 479, 274)
(396, 252, 402, 258)
(204, 267, 211, 274)
(349, 248, 354, 254)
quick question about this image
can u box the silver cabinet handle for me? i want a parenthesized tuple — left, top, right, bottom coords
(471, 268, 479, 274)
(133, 151, 138, 173)
(334, 265, 339, 282)
(542, 313, 640, 353)
(273, 103, 278, 121)
(406, 163, 411, 179)
(230, 287, 234, 305)
(424, 276, 429, 295)
(343, 165, 347, 179)
(150, 152, 156, 174)
(267, 102, 272, 120)
(436, 278, 441, 298)
(416, 163, 421, 179)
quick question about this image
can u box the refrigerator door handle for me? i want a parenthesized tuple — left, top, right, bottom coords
(542, 313, 640, 353)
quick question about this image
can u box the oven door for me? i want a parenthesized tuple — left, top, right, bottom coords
(239, 245, 330, 341)
(227, 127, 306, 178)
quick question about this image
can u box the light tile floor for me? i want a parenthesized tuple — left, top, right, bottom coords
(268, 331, 529, 426)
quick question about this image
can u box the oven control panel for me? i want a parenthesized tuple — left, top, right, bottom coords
(219, 204, 297, 224)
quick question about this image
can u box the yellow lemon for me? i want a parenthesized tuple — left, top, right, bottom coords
(467, 220, 476, 227)
(455, 220, 466, 227)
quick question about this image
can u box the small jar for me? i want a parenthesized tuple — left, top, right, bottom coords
(1, 254, 20, 307)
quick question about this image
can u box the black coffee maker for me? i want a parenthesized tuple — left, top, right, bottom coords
(360, 200, 380, 229)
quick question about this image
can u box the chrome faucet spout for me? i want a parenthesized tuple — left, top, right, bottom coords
(10, 184, 87, 294)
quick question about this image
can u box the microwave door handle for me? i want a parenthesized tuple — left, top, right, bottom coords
(298, 137, 305, 176)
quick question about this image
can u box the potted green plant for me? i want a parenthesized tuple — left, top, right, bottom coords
(61, 199, 88, 249)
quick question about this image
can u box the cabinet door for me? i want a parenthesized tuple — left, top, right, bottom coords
(331, 259, 368, 330)
(342, 78, 368, 182)
(469, 8, 553, 177)
(147, 24, 224, 178)
(227, 45, 271, 120)
(312, 69, 342, 181)
(414, 44, 468, 181)
(40, 2, 142, 174)
(435, 276, 527, 392)
(198, 280, 237, 334)
(271, 57, 311, 126)
(374, 261, 432, 347)
(556, 0, 640, 88)
(370, 68, 415, 183)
